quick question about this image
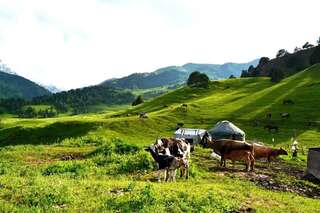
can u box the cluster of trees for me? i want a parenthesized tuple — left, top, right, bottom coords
(0, 98, 26, 114)
(277, 39, 319, 59)
(33, 85, 135, 114)
(0, 85, 135, 116)
(241, 36, 320, 82)
(187, 71, 209, 88)
(18, 106, 57, 118)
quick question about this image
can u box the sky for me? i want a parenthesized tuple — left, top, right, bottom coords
(0, 0, 319, 90)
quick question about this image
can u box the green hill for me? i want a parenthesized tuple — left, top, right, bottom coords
(101, 59, 259, 89)
(0, 71, 50, 100)
(0, 65, 319, 212)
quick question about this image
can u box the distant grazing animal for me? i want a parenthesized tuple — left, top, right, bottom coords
(144, 145, 188, 182)
(163, 105, 169, 108)
(200, 133, 253, 167)
(264, 124, 279, 132)
(223, 150, 255, 172)
(280, 112, 290, 119)
(139, 112, 148, 119)
(253, 144, 288, 166)
(181, 104, 188, 112)
(283, 99, 294, 105)
(266, 112, 272, 119)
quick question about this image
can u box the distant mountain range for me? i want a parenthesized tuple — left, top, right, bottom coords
(100, 59, 259, 89)
(0, 70, 51, 100)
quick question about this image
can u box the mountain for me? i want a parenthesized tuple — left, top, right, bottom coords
(243, 45, 320, 77)
(41, 84, 62, 93)
(0, 70, 51, 100)
(100, 59, 259, 89)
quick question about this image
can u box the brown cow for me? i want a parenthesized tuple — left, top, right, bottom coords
(200, 133, 253, 167)
(253, 144, 288, 166)
(224, 150, 255, 171)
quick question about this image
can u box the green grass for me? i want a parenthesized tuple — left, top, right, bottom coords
(0, 65, 320, 212)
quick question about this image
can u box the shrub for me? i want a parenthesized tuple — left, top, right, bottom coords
(132, 95, 144, 106)
(86, 143, 114, 157)
(187, 71, 209, 88)
(118, 152, 154, 174)
(113, 138, 139, 154)
(43, 161, 91, 177)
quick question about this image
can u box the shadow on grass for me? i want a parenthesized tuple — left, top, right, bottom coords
(0, 121, 99, 146)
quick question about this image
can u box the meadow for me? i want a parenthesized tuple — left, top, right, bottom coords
(0, 65, 320, 212)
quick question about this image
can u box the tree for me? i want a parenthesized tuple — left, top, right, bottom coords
(317, 37, 320, 46)
(294, 47, 301, 53)
(229, 75, 236, 79)
(302, 42, 314, 49)
(258, 57, 270, 66)
(270, 68, 285, 83)
(187, 71, 209, 88)
(132, 95, 144, 106)
(310, 45, 320, 65)
(276, 49, 288, 58)
(240, 70, 249, 78)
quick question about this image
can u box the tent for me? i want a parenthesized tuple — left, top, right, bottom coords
(208, 120, 245, 141)
(173, 128, 207, 145)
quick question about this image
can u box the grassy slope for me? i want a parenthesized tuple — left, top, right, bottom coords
(0, 65, 320, 212)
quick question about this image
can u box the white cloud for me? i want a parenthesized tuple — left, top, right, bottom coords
(0, 0, 319, 89)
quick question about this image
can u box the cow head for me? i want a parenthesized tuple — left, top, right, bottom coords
(279, 147, 288, 155)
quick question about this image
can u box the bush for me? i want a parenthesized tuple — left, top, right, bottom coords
(132, 95, 144, 106)
(187, 71, 209, 88)
(86, 143, 114, 157)
(43, 161, 91, 177)
(113, 138, 139, 154)
(118, 152, 154, 173)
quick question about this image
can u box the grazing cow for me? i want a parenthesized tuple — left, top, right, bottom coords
(264, 124, 279, 132)
(145, 145, 187, 182)
(154, 138, 190, 179)
(253, 144, 288, 166)
(139, 112, 148, 119)
(280, 112, 290, 119)
(223, 150, 255, 172)
(283, 99, 294, 105)
(200, 133, 253, 167)
(266, 112, 272, 119)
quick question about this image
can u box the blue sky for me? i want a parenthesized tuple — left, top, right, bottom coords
(0, 0, 319, 89)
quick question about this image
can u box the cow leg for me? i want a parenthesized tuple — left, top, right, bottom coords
(157, 170, 162, 182)
(180, 168, 183, 178)
(172, 169, 176, 182)
(250, 156, 255, 171)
